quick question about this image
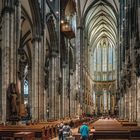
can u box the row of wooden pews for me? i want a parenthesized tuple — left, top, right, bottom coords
(0, 117, 91, 140)
(118, 119, 140, 140)
(72, 118, 140, 140)
(91, 118, 140, 140)
(88, 118, 129, 140)
(0, 124, 46, 140)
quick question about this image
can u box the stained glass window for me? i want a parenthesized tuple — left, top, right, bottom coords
(93, 38, 116, 81)
(24, 80, 28, 95)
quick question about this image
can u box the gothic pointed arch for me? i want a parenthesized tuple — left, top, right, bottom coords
(16, 2, 34, 119)
(28, 0, 42, 36)
(46, 13, 58, 52)
(83, 0, 118, 81)
(82, 0, 118, 115)
(44, 13, 55, 91)
(69, 46, 74, 70)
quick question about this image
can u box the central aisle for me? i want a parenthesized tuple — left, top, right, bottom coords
(92, 118, 121, 128)
(51, 118, 124, 140)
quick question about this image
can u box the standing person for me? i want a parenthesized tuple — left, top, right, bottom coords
(69, 119, 74, 128)
(62, 123, 72, 140)
(58, 122, 64, 140)
(80, 122, 90, 140)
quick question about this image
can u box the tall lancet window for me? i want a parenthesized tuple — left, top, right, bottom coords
(24, 80, 28, 95)
(93, 38, 116, 81)
(102, 42, 108, 72)
(24, 65, 28, 95)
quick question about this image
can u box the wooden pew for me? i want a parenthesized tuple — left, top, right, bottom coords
(129, 127, 140, 140)
(92, 130, 130, 139)
(0, 125, 45, 140)
(121, 122, 137, 127)
(14, 132, 34, 140)
(39, 117, 92, 139)
(118, 119, 129, 123)
(92, 126, 130, 139)
(94, 126, 128, 131)
(88, 119, 140, 140)
(91, 123, 140, 140)
(72, 133, 93, 140)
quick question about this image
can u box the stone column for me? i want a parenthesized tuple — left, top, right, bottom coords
(124, 93, 127, 118)
(19, 64, 25, 104)
(73, 71, 77, 117)
(131, 77, 137, 121)
(125, 91, 129, 119)
(28, 66, 32, 119)
(42, 28, 47, 121)
(38, 37, 45, 121)
(31, 37, 41, 120)
(118, 99, 121, 118)
(70, 70, 74, 117)
(96, 95, 98, 114)
(62, 63, 66, 118)
(15, 1, 21, 83)
(65, 64, 69, 118)
(138, 6, 140, 39)
(43, 89, 47, 120)
(58, 94, 61, 119)
(48, 51, 58, 120)
(103, 90, 107, 113)
(58, 77, 63, 119)
(110, 94, 114, 114)
(100, 95, 103, 113)
(93, 91, 96, 113)
(66, 64, 70, 118)
(1, 0, 21, 121)
(129, 89, 132, 121)
(14, 1, 21, 118)
(123, 94, 125, 118)
(110, 94, 113, 114)
(1, 4, 11, 121)
(95, 94, 97, 115)
(0, 26, 2, 120)
(137, 77, 140, 125)
(108, 92, 110, 113)
(31, 35, 46, 121)
(131, 87, 134, 121)
(75, 26, 83, 114)
(9, 7, 14, 83)
(120, 96, 124, 119)
(55, 56, 60, 119)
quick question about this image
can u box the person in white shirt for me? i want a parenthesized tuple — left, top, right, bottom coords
(62, 123, 72, 140)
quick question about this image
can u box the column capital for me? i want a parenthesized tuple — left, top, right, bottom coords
(70, 69, 74, 75)
(1, 7, 14, 15)
(50, 50, 58, 57)
(31, 37, 41, 43)
(28, 64, 32, 70)
(77, 25, 84, 30)
(15, 0, 21, 6)
(62, 62, 67, 68)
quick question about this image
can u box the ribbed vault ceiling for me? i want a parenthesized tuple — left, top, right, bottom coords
(85, 0, 117, 49)
(83, 0, 118, 82)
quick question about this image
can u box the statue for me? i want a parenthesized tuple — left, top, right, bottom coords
(7, 83, 19, 116)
